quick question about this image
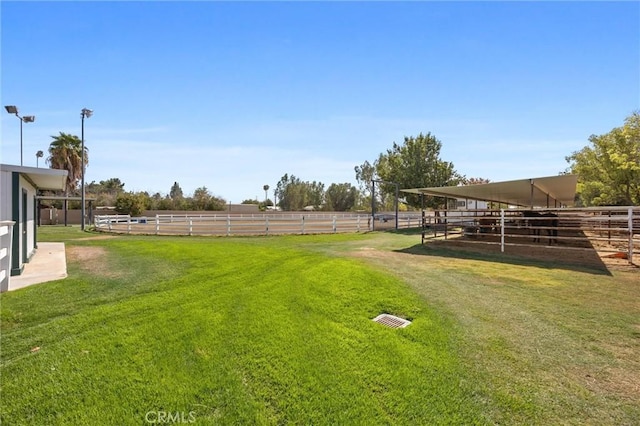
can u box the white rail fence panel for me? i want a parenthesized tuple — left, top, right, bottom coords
(94, 214, 377, 236)
(420, 207, 639, 264)
(0, 221, 15, 292)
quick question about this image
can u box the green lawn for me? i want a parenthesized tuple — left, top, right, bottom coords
(1, 227, 638, 425)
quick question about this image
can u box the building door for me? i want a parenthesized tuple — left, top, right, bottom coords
(22, 190, 27, 263)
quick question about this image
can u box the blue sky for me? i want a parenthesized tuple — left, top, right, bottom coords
(1, 1, 638, 203)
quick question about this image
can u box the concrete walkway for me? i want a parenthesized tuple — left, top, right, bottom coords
(9, 242, 67, 291)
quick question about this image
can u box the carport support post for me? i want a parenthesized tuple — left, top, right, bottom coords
(371, 180, 375, 232)
(444, 198, 448, 240)
(628, 207, 634, 265)
(500, 209, 505, 253)
(529, 179, 534, 209)
(394, 183, 399, 230)
(421, 193, 426, 245)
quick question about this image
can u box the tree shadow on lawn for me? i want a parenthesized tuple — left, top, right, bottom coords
(394, 240, 614, 276)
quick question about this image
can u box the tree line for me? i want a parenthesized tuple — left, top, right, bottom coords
(43, 112, 639, 215)
(565, 112, 639, 206)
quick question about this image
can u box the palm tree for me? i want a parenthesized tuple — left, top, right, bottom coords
(263, 184, 270, 205)
(47, 132, 87, 195)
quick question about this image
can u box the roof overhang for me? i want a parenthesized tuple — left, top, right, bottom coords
(402, 174, 578, 208)
(1, 164, 68, 191)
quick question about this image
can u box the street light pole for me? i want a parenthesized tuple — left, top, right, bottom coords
(20, 118, 23, 165)
(80, 108, 93, 231)
(4, 105, 35, 166)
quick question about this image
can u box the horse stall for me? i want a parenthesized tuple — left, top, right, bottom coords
(422, 207, 638, 263)
(404, 175, 640, 268)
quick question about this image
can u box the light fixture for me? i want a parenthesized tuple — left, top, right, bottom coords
(4, 105, 36, 166)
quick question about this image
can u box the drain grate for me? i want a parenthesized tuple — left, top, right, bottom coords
(372, 314, 411, 329)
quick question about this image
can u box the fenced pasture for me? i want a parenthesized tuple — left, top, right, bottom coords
(2, 228, 638, 425)
(422, 206, 640, 266)
(93, 207, 639, 267)
(94, 212, 424, 236)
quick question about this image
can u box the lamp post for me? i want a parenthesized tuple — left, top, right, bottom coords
(4, 105, 35, 166)
(80, 108, 93, 231)
(36, 150, 44, 167)
(263, 184, 270, 208)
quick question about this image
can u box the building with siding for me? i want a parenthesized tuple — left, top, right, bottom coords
(0, 164, 67, 289)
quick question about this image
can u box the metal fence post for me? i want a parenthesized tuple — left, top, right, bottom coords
(628, 207, 634, 265)
(500, 209, 505, 253)
(155, 215, 160, 235)
(189, 219, 193, 236)
(333, 216, 337, 233)
(227, 215, 231, 237)
(302, 215, 305, 234)
(266, 217, 269, 236)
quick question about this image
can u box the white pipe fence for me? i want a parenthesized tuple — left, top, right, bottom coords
(421, 206, 640, 265)
(94, 212, 423, 237)
(94, 208, 639, 264)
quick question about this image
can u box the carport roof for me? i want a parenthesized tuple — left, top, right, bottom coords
(402, 174, 578, 207)
(1, 164, 68, 191)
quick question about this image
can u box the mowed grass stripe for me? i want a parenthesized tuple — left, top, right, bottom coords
(0, 235, 484, 425)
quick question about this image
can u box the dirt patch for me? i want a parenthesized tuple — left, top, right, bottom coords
(352, 247, 400, 261)
(580, 364, 640, 403)
(416, 235, 639, 273)
(66, 246, 124, 279)
(75, 235, 118, 241)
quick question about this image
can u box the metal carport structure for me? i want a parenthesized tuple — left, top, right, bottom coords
(400, 175, 638, 265)
(401, 174, 578, 208)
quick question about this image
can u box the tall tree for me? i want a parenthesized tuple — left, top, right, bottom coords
(566, 112, 640, 206)
(354, 160, 376, 195)
(205, 195, 227, 211)
(47, 132, 87, 195)
(191, 186, 211, 210)
(275, 174, 325, 211)
(114, 192, 146, 216)
(85, 178, 125, 207)
(324, 183, 357, 211)
(354, 160, 376, 210)
(101, 178, 125, 195)
(170, 182, 184, 200)
(308, 181, 325, 209)
(461, 177, 491, 185)
(374, 132, 461, 209)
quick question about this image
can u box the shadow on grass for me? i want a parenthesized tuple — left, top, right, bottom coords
(394, 241, 613, 276)
(379, 227, 424, 236)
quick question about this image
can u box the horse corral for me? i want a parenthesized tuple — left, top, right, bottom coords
(94, 213, 375, 236)
(421, 207, 640, 268)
